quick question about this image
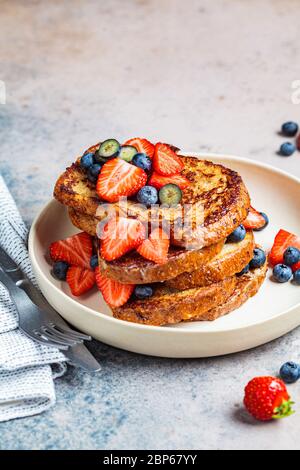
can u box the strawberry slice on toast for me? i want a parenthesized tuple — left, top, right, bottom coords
(137, 227, 170, 264)
(269, 229, 300, 266)
(50, 232, 93, 269)
(124, 137, 155, 159)
(100, 217, 146, 262)
(148, 172, 190, 190)
(153, 143, 184, 176)
(96, 158, 148, 203)
(95, 267, 135, 307)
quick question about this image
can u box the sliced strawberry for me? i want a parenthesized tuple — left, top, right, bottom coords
(100, 217, 146, 262)
(137, 228, 170, 264)
(66, 266, 95, 296)
(292, 260, 300, 272)
(124, 138, 154, 159)
(244, 206, 267, 230)
(95, 267, 135, 307)
(153, 143, 184, 176)
(50, 232, 93, 269)
(96, 158, 147, 203)
(148, 172, 190, 190)
(269, 229, 300, 266)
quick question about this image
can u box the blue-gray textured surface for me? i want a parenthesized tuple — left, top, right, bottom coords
(1, 0, 300, 450)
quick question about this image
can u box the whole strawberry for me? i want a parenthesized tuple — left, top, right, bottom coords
(244, 376, 295, 422)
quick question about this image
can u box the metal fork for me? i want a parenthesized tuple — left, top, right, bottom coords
(0, 267, 81, 350)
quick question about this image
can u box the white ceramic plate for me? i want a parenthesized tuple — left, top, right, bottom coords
(29, 153, 300, 358)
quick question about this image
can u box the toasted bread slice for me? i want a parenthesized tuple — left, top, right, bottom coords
(166, 231, 255, 290)
(112, 277, 237, 326)
(68, 207, 102, 237)
(112, 260, 267, 326)
(195, 259, 267, 321)
(54, 152, 250, 249)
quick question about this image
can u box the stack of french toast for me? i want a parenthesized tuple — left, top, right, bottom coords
(54, 138, 268, 326)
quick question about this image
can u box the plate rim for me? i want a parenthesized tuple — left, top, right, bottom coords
(29, 152, 300, 336)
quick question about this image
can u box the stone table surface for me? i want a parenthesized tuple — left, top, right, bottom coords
(1, 0, 300, 450)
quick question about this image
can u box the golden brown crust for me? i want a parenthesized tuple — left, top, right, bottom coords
(166, 231, 255, 290)
(68, 207, 99, 237)
(112, 277, 237, 326)
(194, 259, 267, 321)
(54, 154, 251, 249)
(112, 260, 267, 326)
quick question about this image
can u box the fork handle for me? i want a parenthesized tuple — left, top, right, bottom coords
(0, 267, 25, 319)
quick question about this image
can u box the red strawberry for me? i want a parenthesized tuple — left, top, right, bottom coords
(50, 232, 93, 269)
(124, 138, 155, 159)
(269, 229, 300, 266)
(95, 267, 135, 307)
(153, 143, 184, 176)
(96, 158, 148, 203)
(243, 206, 267, 230)
(66, 266, 95, 296)
(100, 217, 146, 262)
(148, 172, 190, 190)
(244, 376, 294, 422)
(292, 260, 300, 272)
(296, 134, 300, 151)
(137, 228, 170, 264)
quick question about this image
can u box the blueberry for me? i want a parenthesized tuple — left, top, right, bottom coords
(87, 163, 102, 183)
(80, 152, 95, 169)
(254, 212, 269, 232)
(236, 264, 250, 277)
(279, 362, 300, 384)
(226, 225, 246, 243)
(273, 264, 292, 283)
(132, 153, 152, 172)
(90, 254, 99, 269)
(134, 285, 153, 300)
(293, 269, 300, 285)
(137, 186, 158, 206)
(53, 261, 69, 281)
(249, 248, 266, 269)
(283, 246, 300, 266)
(279, 142, 296, 156)
(281, 121, 299, 137)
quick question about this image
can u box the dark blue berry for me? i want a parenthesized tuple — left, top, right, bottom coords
(134, 285, 153, 300)
(53, 261, 69, 281)
(87, 163, 102, 183)
(279, 362, 300, 384)
(236, 264, 250, 277)
(249, 248, 266, 269)
(90, 254, 99, 269)
(137, 186, 158, 206)
(281, 121, 299, 137)
(273, 264, 292, 283)
(132, 153, 152, 172)
(283, 246, 300, 266)
(80, 152, 95, 169)
(279, 142, 296, 157)
(293, 269, 300, 285)
(254, 212, 269, 232)
(227, 225, 246, 243)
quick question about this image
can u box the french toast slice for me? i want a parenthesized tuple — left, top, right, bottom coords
(54, 150, 250, 249)
(166, 231, 255, 290)
(112, 276, 237, 326)
(111, 260, 267, 326)
(194, 259, 267, 321)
